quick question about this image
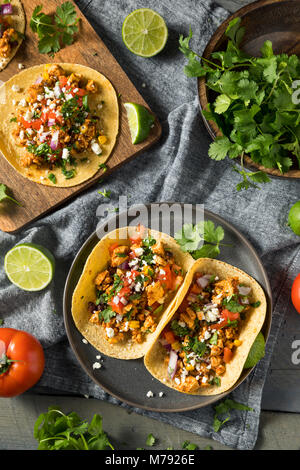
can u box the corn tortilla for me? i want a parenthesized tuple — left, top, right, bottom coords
(0, 63, 119, 186)
(0, 0, 25, 71)
(71, 227, 195, 359)
(144, 257, 267, 395)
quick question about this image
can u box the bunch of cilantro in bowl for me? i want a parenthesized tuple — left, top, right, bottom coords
(180, 17, 300, 190)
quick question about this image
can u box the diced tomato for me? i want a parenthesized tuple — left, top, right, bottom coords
(157, 264, 174, 290)
(118, 286, 131, 298)
(223, 347, 233, 363)
(221, 309, 240, 322)
(20, 116, 43, 130)
(108, 298, 124, 315)
(163, 330, 176, 344)
(73, 88, 87, 97)
(109, 243, 119, 254)
(210, 309, 240, 330)
(59, 76, 69, 87)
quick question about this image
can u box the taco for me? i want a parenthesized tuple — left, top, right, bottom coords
(0, 63, 119, 186)
(0, 0, 25, 71)
(144, 258, 267, 395)
(71, 226, 195, 359)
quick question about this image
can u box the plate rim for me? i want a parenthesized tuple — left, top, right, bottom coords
(63, 204, 273, 412)
(197, 0, 300, 180)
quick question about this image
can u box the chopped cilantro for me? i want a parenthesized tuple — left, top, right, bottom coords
(48, 173, 57, 184)
(170, 320, 190, 337)
(146, 433, 156, 446)
(213, 398, 253, 432)
(222, 295, 245, 313)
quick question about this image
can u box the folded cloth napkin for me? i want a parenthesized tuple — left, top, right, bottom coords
(0, 0, 299, 450)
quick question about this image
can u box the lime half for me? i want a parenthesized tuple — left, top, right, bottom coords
(122, 8, 168, 57)
(4, 243, 55, 291)
(288, 201, 300, 236)
(124, 102, 155, 144)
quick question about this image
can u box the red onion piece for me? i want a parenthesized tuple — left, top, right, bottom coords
(196, 274, 211, 289)
(35, 76, 43, 85)
(168, 350, 178, 380)
(187, 293, 198, 303)
(50, 130, 59, 150)
(48, 118, 56, 127)
(1, 4, 13, 15)
(238, 285, 251, 296)
(118, 261, 129, 270)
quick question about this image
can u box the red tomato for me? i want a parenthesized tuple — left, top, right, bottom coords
(210, 310, 240, 330)
(221, 309, 240, 322)
(0, 328, 45, 398)
(20, 116, 43, 130)
(59, 76, 69, 87)
(223, 347, 233, 363)
(118, 286, 131, 298)
(291, 274, 300, 313)
(108, 298, 123, 315)
(157, 265, 174, 290)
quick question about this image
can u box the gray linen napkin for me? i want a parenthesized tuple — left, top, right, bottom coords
(0, 0, 299, 450)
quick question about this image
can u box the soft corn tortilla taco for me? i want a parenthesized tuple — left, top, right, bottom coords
(71, 226, 195, 359)
(144, 257, 267, 395)
(0, 63, 119, 187)
(0, 0, 25, 71)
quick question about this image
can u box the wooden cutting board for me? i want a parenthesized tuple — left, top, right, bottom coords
(0, 1, 162, 233)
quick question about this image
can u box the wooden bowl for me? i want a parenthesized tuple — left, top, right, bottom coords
(198, 0, 300, 179)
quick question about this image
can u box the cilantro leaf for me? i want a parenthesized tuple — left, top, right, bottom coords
(213, 399, 253, 432)
(146, 433, 156, 446)
(0, 184, 21, 206)
(175, 221, 225, 260)
(30, 2, 79, 56)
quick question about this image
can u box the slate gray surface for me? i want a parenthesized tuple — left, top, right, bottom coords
(0, 0, 300, 450)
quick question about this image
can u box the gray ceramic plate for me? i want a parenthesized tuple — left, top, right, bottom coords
(63, 204, 272, 412)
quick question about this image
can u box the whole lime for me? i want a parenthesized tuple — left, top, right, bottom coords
(288, 201, 300, 236)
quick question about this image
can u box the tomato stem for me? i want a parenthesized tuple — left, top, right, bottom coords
(0, 354, 19, 375)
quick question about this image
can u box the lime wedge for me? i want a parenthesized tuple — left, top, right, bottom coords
(244, 332, 265, 369)
(124, 102, 155, 144)
(122, 8, 168, 57)
(4, 243, 55, 291)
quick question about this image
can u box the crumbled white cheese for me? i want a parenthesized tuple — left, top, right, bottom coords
(82, 338, 88, 344)
(96, 355, 101, 360)
(178, 321, 186, 328)
(18, 63, 25, 70)
(92, 362, 102, 369)
(24, 110, 33, 122)
(18, 98, 27, 107)
(91, 140, 102, 155)
(134, 282, 142, 292)
(146, 391, 154, 398)
(12, 85, 20, 92)
(129, 258, 139, 267)
(134, 247, 144, 257)
(62, 148, 70, 160)
(204, 330, 211, 340)
(204, 307, 220, 323)
(174, 377, 181, 385)
(19, 130, 25, 140)
(49, 103, 56, 110)
(106, 327, 115, 338)
(202, 376, 208, 383)
(158, 392, 164, 397)
(37, 94, 44, 101)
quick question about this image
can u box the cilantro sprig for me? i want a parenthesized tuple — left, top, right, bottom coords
(0, 183, 21, 206)
(180, 18, 300, 190)
(34, 407, 114, 450)
(30, 2, 80, 56)
(175, 220, 226, 259)
(213, 398, 253, 432)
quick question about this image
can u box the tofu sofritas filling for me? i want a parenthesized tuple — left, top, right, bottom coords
(0, 14, 19, 58)
(160, 273, 261, 393)
(11, 64, 107, 180)
(87, 234, 184, 344)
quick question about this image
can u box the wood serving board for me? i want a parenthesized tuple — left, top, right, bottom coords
(0, 0, 162, 233)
